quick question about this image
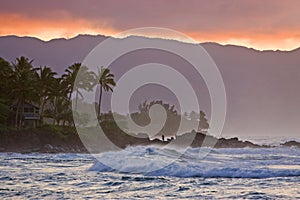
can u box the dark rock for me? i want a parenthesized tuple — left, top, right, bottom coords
(0, 127, 289, 153)
(281, 141, 300, 148)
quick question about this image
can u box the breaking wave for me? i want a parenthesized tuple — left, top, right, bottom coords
(89, 145, 300, 178)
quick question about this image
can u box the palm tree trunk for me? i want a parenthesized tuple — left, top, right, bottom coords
(98, 86, 103, 119)
(19, 101, 24, 129)
(75, 88, 79, 111)
(68, 86, 73, 102)
(53, 98, 57, 125)
(39, 98, 46, 124)
(15, 101, 20, 128)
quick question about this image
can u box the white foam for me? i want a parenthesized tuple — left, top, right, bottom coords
(89, 146, 300, 178)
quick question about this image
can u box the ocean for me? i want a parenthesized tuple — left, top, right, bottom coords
(0, 146, 300, 199)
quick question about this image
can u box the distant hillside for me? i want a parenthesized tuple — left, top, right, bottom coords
(0, 35, 107, 74)
(1, 35, 300, 138)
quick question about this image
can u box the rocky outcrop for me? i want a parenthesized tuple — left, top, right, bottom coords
(0, 128, 88, 153)
(0, 127, 296, 153)
(281, 141, 300, 148)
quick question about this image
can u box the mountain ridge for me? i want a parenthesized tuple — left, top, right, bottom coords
(2, 34, 300, 52)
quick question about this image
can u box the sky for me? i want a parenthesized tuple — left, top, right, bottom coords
(1, 0, 300, 50)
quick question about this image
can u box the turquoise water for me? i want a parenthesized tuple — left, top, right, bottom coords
(0, 146, 300, 199)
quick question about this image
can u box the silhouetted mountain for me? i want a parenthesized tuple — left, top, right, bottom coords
(0, 35, 107, 74)
(1, 35, 300, 138)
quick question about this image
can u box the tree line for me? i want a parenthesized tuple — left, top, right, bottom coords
(0, 56, 209, 136)
(131, 100, 210, 136)
(0, 56, 115, 129)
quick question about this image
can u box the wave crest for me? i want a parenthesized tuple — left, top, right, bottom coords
(89, 146, 300, 178)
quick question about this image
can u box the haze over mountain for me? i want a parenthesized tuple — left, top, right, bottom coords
(1, 35, 300, 139)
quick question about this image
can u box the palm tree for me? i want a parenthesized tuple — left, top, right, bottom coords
(97, 67, 116, 118)
(199, 110, 209, 133)
(45, 77, 70, 125)
(73, 65, 95, 110)
(62, 63, 95, 110)
(10, 56, 38, 128)
(36, 66, 57, 122)
(0, 57, 13, 103)
(62, 63, 81, 101)
(0, 58, 13, 126)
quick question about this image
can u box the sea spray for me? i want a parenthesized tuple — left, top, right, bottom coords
(89, 146, 300, 178)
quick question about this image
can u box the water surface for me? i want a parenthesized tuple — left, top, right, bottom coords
(1, 146, 299, 199)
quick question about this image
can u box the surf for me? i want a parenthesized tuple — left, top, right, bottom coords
(89, 146, 300, 178)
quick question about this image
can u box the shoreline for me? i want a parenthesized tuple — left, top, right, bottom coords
(0, 127, 299, 154)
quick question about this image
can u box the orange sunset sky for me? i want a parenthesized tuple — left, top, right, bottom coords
(1, 0, 300, 50)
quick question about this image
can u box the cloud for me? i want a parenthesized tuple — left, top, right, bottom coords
(0, 13, 118, 40)
(1, 0, 300, 50)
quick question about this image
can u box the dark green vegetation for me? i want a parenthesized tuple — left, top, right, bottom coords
(0, 56, 116, 152)
(131, 100, 210, 137)
(0, 56, 209, 134)
(0, 56, 115, 129)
